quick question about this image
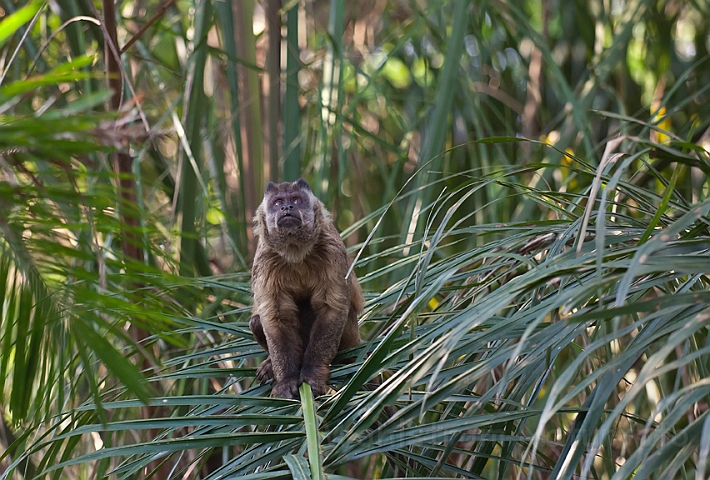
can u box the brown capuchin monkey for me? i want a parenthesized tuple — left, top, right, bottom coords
(249, 179, 364, 399)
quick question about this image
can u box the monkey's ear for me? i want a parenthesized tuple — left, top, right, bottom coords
(265, 182, 277, 195)
(253, 205, 266, 235)
(295, 178, 311, 191)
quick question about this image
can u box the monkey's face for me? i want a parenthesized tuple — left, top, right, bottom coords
(259, 179, 318, 242)
(267, 189, 312, 230)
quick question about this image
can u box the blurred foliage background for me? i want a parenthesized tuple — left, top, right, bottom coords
(1, 0, 710, 478)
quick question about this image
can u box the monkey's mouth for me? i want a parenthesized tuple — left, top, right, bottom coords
(277, 214, 302, 229)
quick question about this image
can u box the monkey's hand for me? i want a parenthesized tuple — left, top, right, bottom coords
(299, 365, 330, 398)
(255, 358, 274, 384)
(272, 377, 300, 399)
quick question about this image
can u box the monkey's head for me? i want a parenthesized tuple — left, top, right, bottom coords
(254, 179, 328, 262)
(265, 178, 315, 230)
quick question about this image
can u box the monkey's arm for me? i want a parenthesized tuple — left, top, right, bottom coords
(300, 283, 351, 397)
(258, 298, 305, 399)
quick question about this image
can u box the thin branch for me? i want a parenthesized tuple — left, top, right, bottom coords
(120, 0, 177, 54)
(27, 16, 101, 77)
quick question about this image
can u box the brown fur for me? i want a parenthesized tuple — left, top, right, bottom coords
(250, 179, 364, 399)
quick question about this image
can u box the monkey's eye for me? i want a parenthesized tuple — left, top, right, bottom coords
(273, 199, 283, 207)
(292, 197, 301, 205)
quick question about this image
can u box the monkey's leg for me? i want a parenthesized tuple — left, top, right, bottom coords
(249, 315, 269, 351)
(335, 309, 362, 365)
(249, 316, 273, 383)
(300, 305, 349, 397)
(340, 273, 364, 353)
(338, 309, 362, 351)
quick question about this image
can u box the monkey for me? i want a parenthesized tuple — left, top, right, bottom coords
(249, 178, 364, 399)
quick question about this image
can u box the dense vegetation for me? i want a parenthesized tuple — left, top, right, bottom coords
(1, 0, 709, 478)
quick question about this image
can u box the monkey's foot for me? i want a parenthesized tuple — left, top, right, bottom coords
(271, 378, 299, 399)
(256, 358, 274, 383)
